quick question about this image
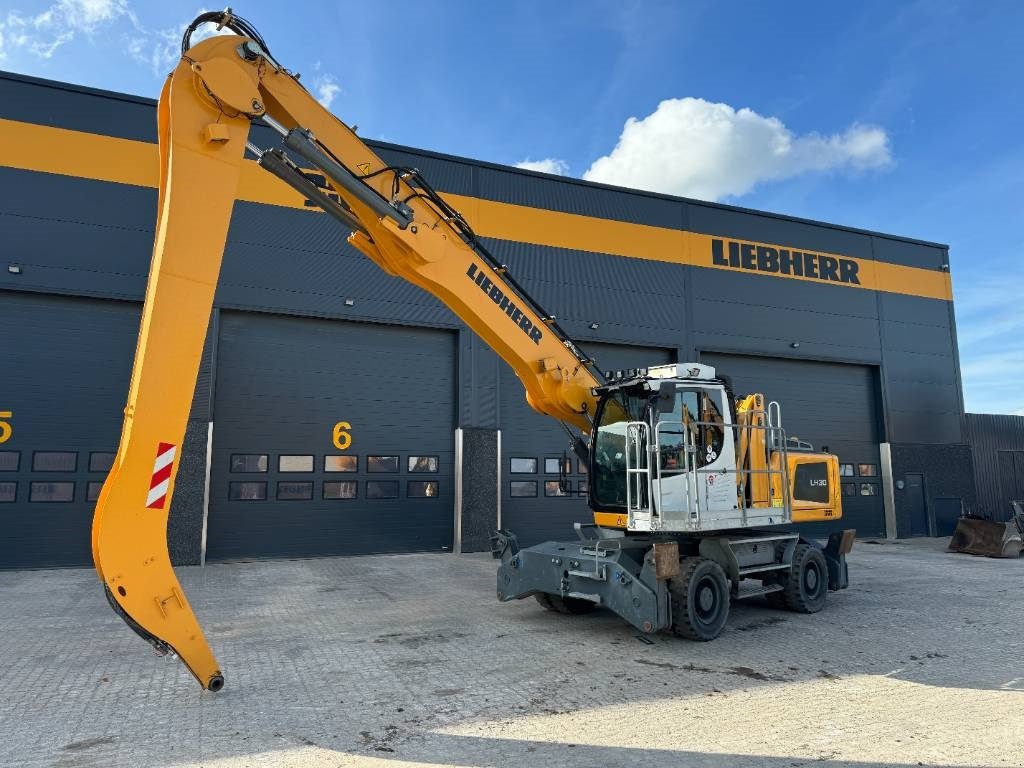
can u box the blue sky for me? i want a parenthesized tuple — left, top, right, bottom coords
(1, 0, 1021, 414)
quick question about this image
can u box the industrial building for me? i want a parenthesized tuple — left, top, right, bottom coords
(0, 71, 1016, 570)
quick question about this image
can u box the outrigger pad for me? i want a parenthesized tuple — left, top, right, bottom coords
(823, 529, 855, 591)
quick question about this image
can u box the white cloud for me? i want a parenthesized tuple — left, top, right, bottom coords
(2, 0, 131, 59)
(582, 97, 891, 201)
(314, 73, 341, 108)
(514, 158, 570, 176)
(0, 2, 237, 75)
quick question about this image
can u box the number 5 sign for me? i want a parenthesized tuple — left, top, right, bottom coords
(0, 411, 11, 444)
(332, 421, 352, 450)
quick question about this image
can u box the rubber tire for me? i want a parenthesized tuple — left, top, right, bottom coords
(669, 557, 730, 641)
(780, 543, 828, 614)
(534, 592, 597, 615)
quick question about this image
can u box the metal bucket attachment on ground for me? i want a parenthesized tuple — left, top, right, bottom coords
(948, 516, 1023, 558)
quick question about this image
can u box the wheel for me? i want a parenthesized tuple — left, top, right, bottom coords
(669, 557, 730, 641)
(534, 592, 597, 615)
(780, 543, 828, 613)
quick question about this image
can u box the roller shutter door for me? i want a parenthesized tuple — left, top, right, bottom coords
(206, 312, 456, 560)
(0, 293, 138, 568)
(701, 353, 885, 538)
(499, 341, 674, 546)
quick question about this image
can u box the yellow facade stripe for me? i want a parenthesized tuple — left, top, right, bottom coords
(0, 118, 952, 301)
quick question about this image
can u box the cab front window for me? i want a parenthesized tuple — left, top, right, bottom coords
(592, 388, 648, 509)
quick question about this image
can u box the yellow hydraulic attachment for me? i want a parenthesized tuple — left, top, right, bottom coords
(92, 12, 604, 690)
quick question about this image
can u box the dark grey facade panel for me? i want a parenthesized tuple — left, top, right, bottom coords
(872, 236, 948, 270)
(964, 413, 1024, 521)
(877, 292, 952, 327)
(690, 266, 882, 320)
(881, 319, 955, 357)
(217, 242, 456, 327)
(460, 337, 500, 430)
(694, 297, 883, 354)
(883, 349, 958, 385)
(694, 331, 882, 368)
(482, 239, 688, 296)
(0, 72, 157, 142)
(228, 200, 343, 255)
(0, 210, 150, 295)
(888, 410, 962, 445)
(0, 166, 155, 231)
(474, 164, 683, 228)
(887, 379, 961, 416)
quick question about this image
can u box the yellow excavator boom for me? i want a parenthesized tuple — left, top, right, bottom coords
(92, 14, 603, 690)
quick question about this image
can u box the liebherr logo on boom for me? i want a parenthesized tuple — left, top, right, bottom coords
(466, 263, 543, 345)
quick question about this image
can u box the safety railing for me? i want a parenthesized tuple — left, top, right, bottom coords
(626, 408, 793, 529)
(624, 421, 651, 520)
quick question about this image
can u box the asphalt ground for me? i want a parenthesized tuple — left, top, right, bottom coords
(1, 538, 1022, 768)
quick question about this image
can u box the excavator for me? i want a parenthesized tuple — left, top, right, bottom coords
(91, 10, 855, 692)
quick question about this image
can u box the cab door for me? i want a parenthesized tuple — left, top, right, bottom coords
(653, 384, 735, 529)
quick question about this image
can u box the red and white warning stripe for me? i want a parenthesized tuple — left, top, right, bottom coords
(146, 442, 177, 510)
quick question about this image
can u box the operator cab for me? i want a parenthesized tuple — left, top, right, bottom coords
(589, 363, 791, 533)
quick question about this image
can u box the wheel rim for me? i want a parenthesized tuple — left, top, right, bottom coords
(804, 561, 822, 596)
(694, 576, 721, 623)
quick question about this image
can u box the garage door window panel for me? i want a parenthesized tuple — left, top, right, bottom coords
(33, 452, 77, 472)
(30, 482, 74, 502)
(277, 481, 314, 500)
(510, 458, 537, 474)
(367, 481, 399, 499)
(0, 451, 20, 471)
(89, 452, 116, 473)
(87, 481, 104, 502)
(231, 454, 268, 473)
(368, 456, 399, 473)
(278, 455, 314, 473)
(510, 481, 537, 498)
(858, 464, 878, 477)
(0, 482, 15, 502)
(408, 456, 438, 473)
(325, 455, 357, 472)
(324, 481, 357, 500)
(544, 480, 570, 498)
(408, 481, 438, 498)
(229, 481, 267, 500)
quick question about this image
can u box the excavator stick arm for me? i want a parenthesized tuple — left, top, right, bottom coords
(93, 15, 604, 690)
